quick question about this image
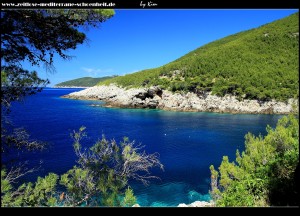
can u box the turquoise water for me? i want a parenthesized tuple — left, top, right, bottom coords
(6, 88, 282, 206)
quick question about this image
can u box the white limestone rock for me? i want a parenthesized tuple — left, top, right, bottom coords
(63, 84, 298, 114)
(177, 200, 215, 207)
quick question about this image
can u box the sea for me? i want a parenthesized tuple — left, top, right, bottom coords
(5, 88, 282, 207)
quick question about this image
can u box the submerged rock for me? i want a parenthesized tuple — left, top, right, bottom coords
(178, 200, 215, 207)
(178, 203, 189, 207)
(62, 84, 298, 114)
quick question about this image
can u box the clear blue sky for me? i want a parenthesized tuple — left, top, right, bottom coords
(22, 9, 298, 86)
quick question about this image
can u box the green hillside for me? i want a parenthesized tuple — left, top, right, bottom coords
(100, 13, 299, 102)
(55, 76, 117, 87)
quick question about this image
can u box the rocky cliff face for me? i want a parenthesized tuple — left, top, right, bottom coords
(62, 84, 298, 114)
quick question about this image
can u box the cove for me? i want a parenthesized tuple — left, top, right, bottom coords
(6, 88, 282, 206)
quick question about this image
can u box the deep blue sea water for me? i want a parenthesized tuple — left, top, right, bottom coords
(6, 88, 282, 206)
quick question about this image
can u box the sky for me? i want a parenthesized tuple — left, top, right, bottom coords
(21, 9, 298, 86)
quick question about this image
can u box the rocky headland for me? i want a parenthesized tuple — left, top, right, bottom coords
(53, 86, 89, 88)
(62, 84, 298, 114)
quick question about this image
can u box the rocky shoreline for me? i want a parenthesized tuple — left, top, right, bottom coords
(177, 200, 215, 207)
(61, 84, 298, 114)
(132, 200, 215, 207)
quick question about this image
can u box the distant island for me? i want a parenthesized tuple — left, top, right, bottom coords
(54, 76, 117, 88)
(63, 13, 299, 114)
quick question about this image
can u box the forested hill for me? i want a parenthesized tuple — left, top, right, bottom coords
(100, 12, 299, 102)
(55, 76, 117, 87)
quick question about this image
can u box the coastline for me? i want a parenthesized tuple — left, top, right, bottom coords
(53, 86, 89, 88)
(61, 84, 298, 115)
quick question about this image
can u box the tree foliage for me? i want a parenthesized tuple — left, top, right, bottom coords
(100, 12, 299, 102)
(1, 9, 121, 207)
(60, 127, 163, 206)
(1, 9, 114, 69)
(210, 114, 299, 206)
(1, 124, 48, 155)
(1, 9, 115, 154)
(1, 65, 49, 113)
(1, 169, 58, 207)
(1, 67, 49, 161)
(1, 9, 114, 109)
(1, 128, 163, 207)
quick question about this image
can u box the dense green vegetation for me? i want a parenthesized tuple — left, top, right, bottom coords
(1, 127, 163, 207)
(210, 113, 299, 206)
(100, 13, 299, 102)
(55, 76, 117, 87)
